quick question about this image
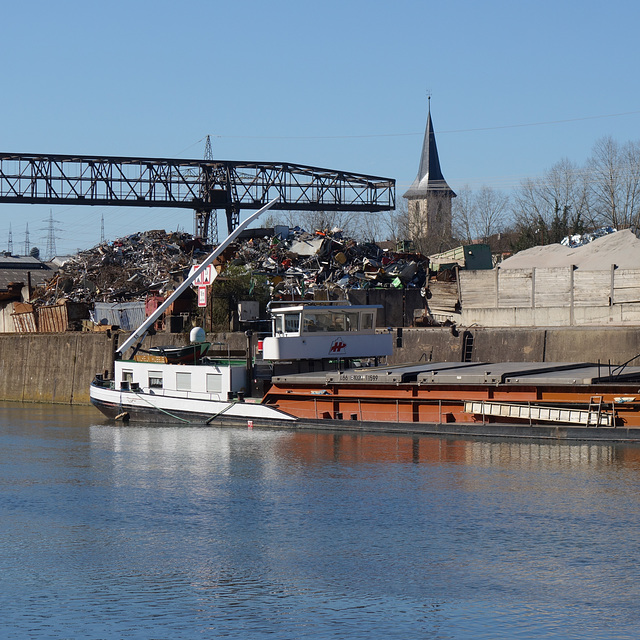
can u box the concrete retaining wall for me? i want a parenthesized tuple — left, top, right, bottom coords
(0, 332, 116, 405)
(388, 326, 640, 367)
(2, 326, 640, 406)
(0, 330, 248, 406)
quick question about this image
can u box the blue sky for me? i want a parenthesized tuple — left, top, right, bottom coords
(2, 0, 640, 255)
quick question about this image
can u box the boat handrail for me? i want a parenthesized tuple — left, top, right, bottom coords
(267, 299, 353, 312)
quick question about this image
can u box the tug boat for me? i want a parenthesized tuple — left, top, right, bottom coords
(90, 199, 640, 441)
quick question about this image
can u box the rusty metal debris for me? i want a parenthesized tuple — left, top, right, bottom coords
(230, 226, 429, 300)
(31, 226, 430, 307)
(31, 230, 208, 306)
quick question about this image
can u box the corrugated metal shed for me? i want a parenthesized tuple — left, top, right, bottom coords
(37, 301, 89, 332)
(11, 307, 37, 332)
(93, 301, 146, 330)
(429, 244, 493, 271)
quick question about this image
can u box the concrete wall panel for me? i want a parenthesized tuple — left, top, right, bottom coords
(535, 267, 572, 308)
(574, 271, 610, 306)
(459, 270, 495, 309)
(498, 270, 532, 308)
(0, 334, 30, 401)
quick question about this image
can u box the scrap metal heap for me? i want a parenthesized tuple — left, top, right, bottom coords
(30, 226, 429, 307)
(232, 227, 428, 300)
(32, 230, 208, 306)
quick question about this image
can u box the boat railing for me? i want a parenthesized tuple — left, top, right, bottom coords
(92, 374, 114, 390)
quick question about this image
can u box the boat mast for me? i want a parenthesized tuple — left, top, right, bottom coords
(117, 197, 279, 356)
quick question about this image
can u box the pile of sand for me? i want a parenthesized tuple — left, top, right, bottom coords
(500, 230, 640, 270)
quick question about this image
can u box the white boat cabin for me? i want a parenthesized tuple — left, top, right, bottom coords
(262, 304, 392, 361)
(114, 358, 247, 400)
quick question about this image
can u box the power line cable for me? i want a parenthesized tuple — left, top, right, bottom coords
(210, 109, 640, 140)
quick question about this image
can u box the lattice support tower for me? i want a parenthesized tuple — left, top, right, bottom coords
(44, 210, 59, 260)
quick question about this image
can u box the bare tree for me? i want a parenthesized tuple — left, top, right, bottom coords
(587, 136, 640, 230)
(473, 186, 509, 242)
(451, 185, 476, 244)
(354, 210, 390, 243)
(386, 198, 410, 244)
(623, 140, 640, 230)
(451, 185, 508, 244)
(546, 157, 593, 228)
(514, 159, 587, 228)
(512, 158, 593, 248)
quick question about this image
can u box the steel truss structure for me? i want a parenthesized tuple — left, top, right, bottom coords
(0, 153, 395, 237)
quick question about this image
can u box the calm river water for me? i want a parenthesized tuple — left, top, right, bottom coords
(1, 401, 640, 639)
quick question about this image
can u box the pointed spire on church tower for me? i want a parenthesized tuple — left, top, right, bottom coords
(404, 97, 455, 198)
(402, 98, 456, 252)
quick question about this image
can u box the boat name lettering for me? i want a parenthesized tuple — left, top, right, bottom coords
(339, 373, 379, 381)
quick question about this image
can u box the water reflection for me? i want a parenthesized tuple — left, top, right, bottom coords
(90, 422, 640, 471)
(2, 405, 640, 639)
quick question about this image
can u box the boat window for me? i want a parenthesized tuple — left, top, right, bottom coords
(361, 312, 374, 330)
(122, 370, 133, 383)
(148, 371, 163, 389)
(274, 315, 284, 335)
(345, 312, 359, 331)
(284, 313, 300, 334)
(207, 373, 222, 393)
(303, 311, 330, 332)
(327, 312, 345, 332)
(302, 310, 360, 333)
(176, 372, 191, 391)
(303, 312, 319, 332)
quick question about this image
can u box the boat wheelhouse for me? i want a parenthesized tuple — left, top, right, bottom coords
(262, 303, 392, 361)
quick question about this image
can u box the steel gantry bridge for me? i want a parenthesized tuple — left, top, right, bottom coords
(0, 152, 395, 240)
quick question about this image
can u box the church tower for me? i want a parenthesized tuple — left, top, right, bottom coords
(403, 99, 455, 252)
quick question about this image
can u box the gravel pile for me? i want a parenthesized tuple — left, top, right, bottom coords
(500, 229, 640, 270)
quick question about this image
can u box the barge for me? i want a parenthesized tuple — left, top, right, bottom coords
(262, 360, 640, 441)
(91, 349, 640, 441)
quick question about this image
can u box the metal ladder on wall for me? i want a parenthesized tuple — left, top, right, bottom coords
(587, 396, 604, 426)
(462, 331, 474, 362)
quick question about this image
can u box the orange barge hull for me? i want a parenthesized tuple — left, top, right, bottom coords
(262, 361, 640, 437)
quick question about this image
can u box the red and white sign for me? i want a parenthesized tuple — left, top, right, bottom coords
(198, 286, 207, 307)
(189, 264, 215, 287)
